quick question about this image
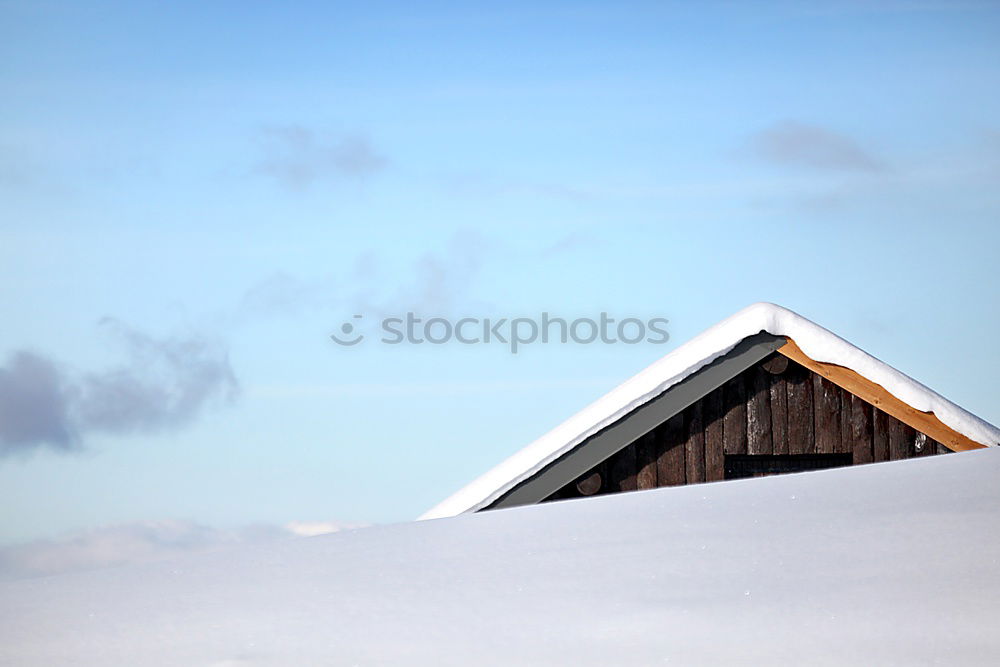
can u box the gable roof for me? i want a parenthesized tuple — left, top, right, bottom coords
(420, 303, 1000, 520)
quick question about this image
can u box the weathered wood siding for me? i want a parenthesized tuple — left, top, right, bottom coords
(544, 353, 946, 502)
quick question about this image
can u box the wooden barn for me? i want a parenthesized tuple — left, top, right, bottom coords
(421, 303, 1000, 519)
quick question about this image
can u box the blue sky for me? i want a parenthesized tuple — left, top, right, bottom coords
(1, 1, 999, 557)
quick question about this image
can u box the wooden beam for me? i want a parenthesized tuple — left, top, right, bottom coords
(747, 365, 773, 455)
(704, 386, 725, 481)
(722, 374, 747, 455)
(684, 402, 706, 484)
(813, 374, 841, 454)
(575, 471, 602, 496)
(776, 338, 986, 452)
(848, 393, 873, 464)
(786, 359, 813, 454)
(873, 408, 890, 461)
(769, 368, 789, 455)
(657, 413, 687, 487)
(636, 431, 658, 490)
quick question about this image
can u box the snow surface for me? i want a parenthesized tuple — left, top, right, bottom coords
(3, 449, 1000, 666)
(422, 302, 1000, 519)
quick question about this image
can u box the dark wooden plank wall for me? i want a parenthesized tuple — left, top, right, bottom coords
(544, 353, 945, 503)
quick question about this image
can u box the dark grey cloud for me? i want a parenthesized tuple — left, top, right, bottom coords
(0, 352, 77, 453)
(0, 322, 238, 457)
(750, 121, 885, 172)
(0, 519, 365, 580)
(76, 320, 238, 435)
(255, 125, 387, 190)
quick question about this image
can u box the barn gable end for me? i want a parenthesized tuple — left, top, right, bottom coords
(541, 352, 947, 504)
(420, 304, 1000, 519)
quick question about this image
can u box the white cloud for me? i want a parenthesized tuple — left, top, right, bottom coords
(284, 520, 366, 537)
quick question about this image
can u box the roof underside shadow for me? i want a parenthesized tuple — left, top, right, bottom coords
(485, 332, 786, 511)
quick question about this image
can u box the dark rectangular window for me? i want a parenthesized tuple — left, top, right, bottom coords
(724, 454, 853, 480)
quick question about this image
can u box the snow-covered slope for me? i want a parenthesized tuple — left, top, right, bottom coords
(422, 302, 1000, 519)
(4, 450, 1000, 666)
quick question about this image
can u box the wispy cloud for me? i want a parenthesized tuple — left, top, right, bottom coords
(237, 229, 494, 323)
(0, 519, 366, 580)
(443, 171, 590, 201)
(0, 321, 238, 457)
(749, 121, 885, 172)
(384, 230, 491, 315)
(235, 229, 604, 326)
(236, 271, 341, 321)
(255, 125, 387, 190)
(539, 232, 599, 257)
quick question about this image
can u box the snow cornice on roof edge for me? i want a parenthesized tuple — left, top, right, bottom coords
(419, 303, 1000, 520)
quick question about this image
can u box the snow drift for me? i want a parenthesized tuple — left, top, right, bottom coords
(3, 449, 1000, 666)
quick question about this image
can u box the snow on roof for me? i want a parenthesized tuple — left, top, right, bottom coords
(421, 302, 1000, 519)
(4, 448, 1000, 665)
